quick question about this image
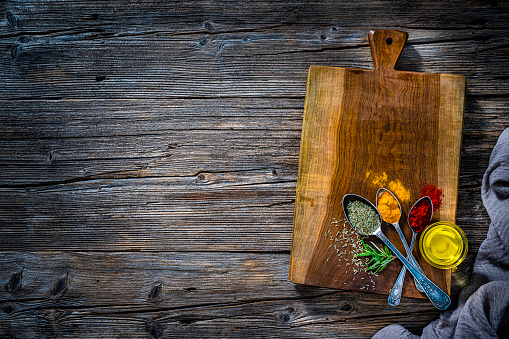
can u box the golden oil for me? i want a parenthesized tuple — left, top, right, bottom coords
(419, 222, 468, 269)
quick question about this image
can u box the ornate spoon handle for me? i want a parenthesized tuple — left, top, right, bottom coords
(376, 230, 451, 310)
(388, 232, 419, 305)
(391, 223, 424, 292)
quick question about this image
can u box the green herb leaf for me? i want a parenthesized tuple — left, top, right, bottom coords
(354, 239, 396, 273)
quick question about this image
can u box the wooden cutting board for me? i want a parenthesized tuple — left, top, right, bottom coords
(289, 29, 465, 300)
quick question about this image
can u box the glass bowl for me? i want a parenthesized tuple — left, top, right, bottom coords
(419, 221, 468, 270)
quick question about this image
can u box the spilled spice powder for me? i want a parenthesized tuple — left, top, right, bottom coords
(421, 183, 443, 211)
(365, 171, 411, 202)
(387, 180, 410, 203)
(365, 171, 388, 186)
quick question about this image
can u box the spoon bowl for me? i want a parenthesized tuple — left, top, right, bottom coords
(342, 194, 381, 236)
(342, 194, 450, 310)
(376, 188, 402, 224)
(408, 196, 434, 233)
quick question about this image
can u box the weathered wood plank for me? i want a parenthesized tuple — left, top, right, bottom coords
(0, 97, 506, 185)
(0, 98, 304, 140)
(1, 33, 507, 99)
(0, 310, 443, 339)
(1, 0, 508, 31)
(0, 130, 300, 180)
(0, 179, 489, 252)
(0, 251, 453, 338)
(1, 1, 509, 99)
(0, 179, 296, 251)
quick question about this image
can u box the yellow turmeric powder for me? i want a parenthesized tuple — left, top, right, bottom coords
(377, 191, 401, 224)
(388, 180, 410, 202)
(365, 171, 388, 186)
(365, 170, 411, 202)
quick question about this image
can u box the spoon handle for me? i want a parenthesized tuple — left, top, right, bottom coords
(390, 223, 424, 292)
(387, 270, 405, 306)
(388, 232, 420, 306)
(376, 230, 451, 310)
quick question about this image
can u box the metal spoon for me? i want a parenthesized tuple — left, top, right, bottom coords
(376, 188, 424, 299)
(387, 196, 433, 305)
(342, 194, 450, 310)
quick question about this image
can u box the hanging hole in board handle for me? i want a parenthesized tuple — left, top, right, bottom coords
(368, 29, 408, 70)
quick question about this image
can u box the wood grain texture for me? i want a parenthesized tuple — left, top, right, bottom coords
(0, 251, 442, 338)
(0, 0, 508, 337)
(290, 66, 346, 284)
(438, 75, 466, 222)
(290, 30, 465, 299)
(0, 1, 508, 99)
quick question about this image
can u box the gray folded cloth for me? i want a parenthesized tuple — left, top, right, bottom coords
(373, 128, 509, 339)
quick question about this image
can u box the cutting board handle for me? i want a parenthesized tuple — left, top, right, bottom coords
(369, 29, 408, 71)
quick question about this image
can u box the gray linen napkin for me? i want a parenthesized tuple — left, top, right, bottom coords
(372, 128, 509, 339)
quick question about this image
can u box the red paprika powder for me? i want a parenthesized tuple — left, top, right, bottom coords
(408, 199, 432, 233)
(421, 183, 443, 211)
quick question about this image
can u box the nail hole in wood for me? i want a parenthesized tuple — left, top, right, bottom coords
(386, 37, 393, 45)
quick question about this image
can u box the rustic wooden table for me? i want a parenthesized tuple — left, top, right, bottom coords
(1, 1, 508, 338)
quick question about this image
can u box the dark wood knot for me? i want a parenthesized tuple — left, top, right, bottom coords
(5, 271, 22, 292)
(149, 283, 162, 300)
(146, 322, 163, 338)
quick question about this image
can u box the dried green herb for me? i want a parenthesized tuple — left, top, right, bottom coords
(354, 239, 395, 273)
(346, 200, 380, 235)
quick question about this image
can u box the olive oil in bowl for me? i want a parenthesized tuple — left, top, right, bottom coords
(419, 222, 468, 270)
